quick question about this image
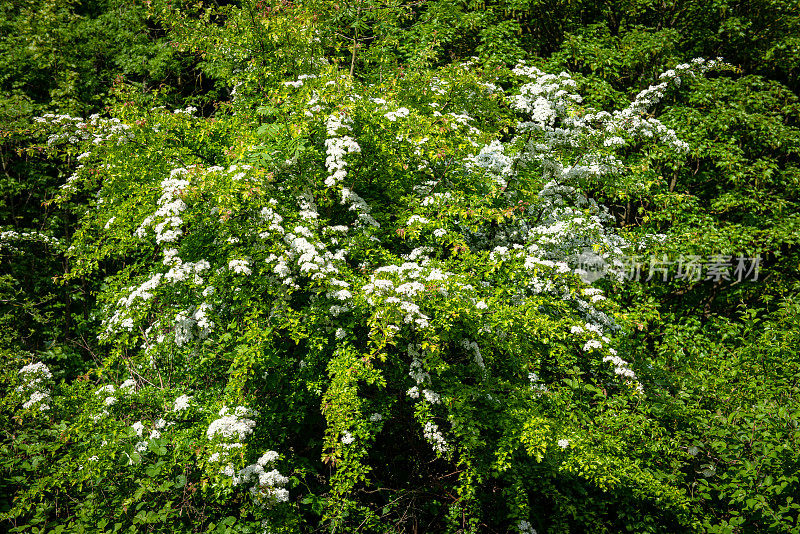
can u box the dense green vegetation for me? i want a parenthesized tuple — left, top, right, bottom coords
(1, 1, 798, 532)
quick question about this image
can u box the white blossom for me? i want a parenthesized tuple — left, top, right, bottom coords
(384, 107, 410, 121)
(173, 395, 192, 412)
(207, 407, 257, 441)
(229, 259, 252, 275)
(423, 421, 449, 454)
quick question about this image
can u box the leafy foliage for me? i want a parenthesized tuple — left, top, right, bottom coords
(2, 1, 800, 533)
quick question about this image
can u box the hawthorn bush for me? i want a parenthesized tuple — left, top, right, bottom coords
(5, 29, 737, 534)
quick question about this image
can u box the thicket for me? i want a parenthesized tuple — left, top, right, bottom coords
(1, 1, 798, 532)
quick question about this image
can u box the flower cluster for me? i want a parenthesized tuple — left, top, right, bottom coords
(205, 406, 289, 505)
(207, 405, 258, 441)
(33, 113, 138, 194)
(228, 259, 252, 275)
(403, 344, 451, 454)
(173, 394, 192, 412)
(1, 230, 61, 253)
(283, 73, 317, 89)
(231, 451, 290, 507)
(423, 421, 449, 454)
(136, 168, 191, 244)
(384, 107, 409, 121)
(99, 165, 224, 351)
(130, 417, 169, 460)
(465, 140, 514, 188)
(35, 113, 134, 148)
(324, 113, 361, 188)
(17, 362, 52, 411)
(340, 187, 380, 229)
(361, 262, 459, 331)
(174, 303, 215, 346)
(269, 219, 346, 287)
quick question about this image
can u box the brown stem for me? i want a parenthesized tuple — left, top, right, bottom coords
(349, 0, 363, 77)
